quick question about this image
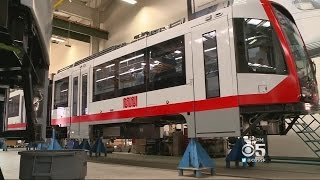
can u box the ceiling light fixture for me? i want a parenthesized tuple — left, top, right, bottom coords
(262, 21, 271, 27)
(204, 47, 217, 53)
(248, 19, 262, 26)
(249, 39, 257, 45)
(51, 37, 65, 43)
(121, 0, 137, 5)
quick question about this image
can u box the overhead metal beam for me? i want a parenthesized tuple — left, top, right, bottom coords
(52, 27, 90, 43)
(57, 0, 96, 20)
(52, 16, 109, 40)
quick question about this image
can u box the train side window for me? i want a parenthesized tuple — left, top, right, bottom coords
(82, 73, 88, 115)
(72, 77, 78, 116)
(54, 77, 69, 109)
(234, 18, 287, 75)
(117, 50, 146, 97)
(8, 95, 20, 118)
(93, 61, 116, 102)
(203, 31, 220, 98)
(148, 36, 186, 91)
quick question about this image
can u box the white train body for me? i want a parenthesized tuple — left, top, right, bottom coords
(50, 0, 319, 139)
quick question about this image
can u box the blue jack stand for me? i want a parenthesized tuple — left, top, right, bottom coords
(27, 142, 38, 150)
(226, 137, 255, 168)
(90, 138, 107, 157)
(47, 128, 62, 150)
(73, 140, 80, 149)
(79, 139, 91, 151)
(37, 128, 62, 150)
(178, 138, 215, 178)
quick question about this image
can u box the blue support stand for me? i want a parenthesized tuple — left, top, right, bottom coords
(90, 138, 107, 157)
(79, 139, 91, 151)
(36, 128, 62, 150)
(73, 140, 80, 149)
(226, 137, 255, 168)
(178, 138, 215, 178)
(66, 139, 75, 149)
(47, 129, 62, 150)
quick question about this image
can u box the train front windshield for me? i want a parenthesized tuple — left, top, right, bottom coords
(273, 7, 318, 103)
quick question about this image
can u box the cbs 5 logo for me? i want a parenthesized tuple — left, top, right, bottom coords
(242, 144, 266, 157)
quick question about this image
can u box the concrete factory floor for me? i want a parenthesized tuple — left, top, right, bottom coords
(0, 149, 242, 179)
(1, 149, 320, 179)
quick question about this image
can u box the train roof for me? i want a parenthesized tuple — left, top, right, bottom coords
(56, 0, 278, 74)
(56, 0, 234, 74)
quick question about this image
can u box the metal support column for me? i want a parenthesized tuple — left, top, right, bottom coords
(22, 58, 36, 142)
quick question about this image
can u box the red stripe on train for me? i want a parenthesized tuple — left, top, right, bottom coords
(51, 96, 239, 126)
(7, 123, 27, 129)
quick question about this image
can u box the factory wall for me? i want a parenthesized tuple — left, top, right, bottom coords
(50, 0, 187, 73)
(101, 0, 187, 47)
(49, 39, 90, 74)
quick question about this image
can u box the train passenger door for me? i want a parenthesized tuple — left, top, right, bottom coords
(79, 66, 89, 138)
(191, 15, 240, 138)
(70, 66, 90, 139)
(70, 70, 80, 138)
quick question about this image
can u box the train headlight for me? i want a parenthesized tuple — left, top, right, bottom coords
(304, 103, 312, 111)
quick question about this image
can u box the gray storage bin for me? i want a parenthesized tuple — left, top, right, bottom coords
(18, 150, 87, 180)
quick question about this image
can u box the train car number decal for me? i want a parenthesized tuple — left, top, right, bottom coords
(123, 96, 138, 108)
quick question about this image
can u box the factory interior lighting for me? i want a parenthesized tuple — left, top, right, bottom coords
(121, 0, 137, 5)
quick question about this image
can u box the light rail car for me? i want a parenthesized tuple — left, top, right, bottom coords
(50, 0, 318, 140)
(6, 90, 26, 132)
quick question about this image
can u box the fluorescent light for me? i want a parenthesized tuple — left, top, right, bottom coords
(175, 57, 183, 60)
(120, 54, 144, 64)
(96, 76, 115, 83)
(204, 47, 217, 53)
(120, 68, 143, 76)
(248, 19, 262, 25)
(246, 36, 256, 41)
(295, 2, 315, 10)
(262, 21, 271, 27)
(121, 0, 137, 4)
(60, 89, 68, 93)
(51, 37, 65, 43)
(175, 50, 182, 54)
(96, 69, 102, 72)
(105, 64, 115, 68)
(195, 37, 208, 44)
(249, 39, 257, 45)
